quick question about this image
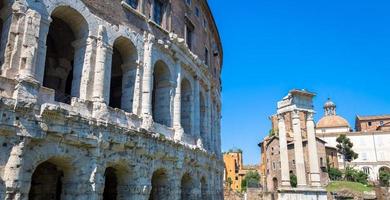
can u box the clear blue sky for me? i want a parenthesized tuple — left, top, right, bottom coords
(208, 0, 390, 165)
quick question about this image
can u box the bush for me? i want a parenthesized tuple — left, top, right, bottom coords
(379, 170, 390, 186)
(329, 167, 343, 181)
(344, 167, 368, 185)
(290, 174, 297, 187)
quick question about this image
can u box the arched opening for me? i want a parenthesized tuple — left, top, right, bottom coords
(200, 92, 207, 148)
(272, 177, 278, 191)
(181, 173, 193, 200)
(180, 78, 192, 135)
(149, 169, 169, 200)
(152, 61, 172, 126)
(109, 37, 137, 112)
(29, 161, 65, 200)
(43, 7, 88, 104)
(200, 177, 208, 200)
(103, 167, 118, 200)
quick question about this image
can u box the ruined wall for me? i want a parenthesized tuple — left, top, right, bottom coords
(0, 0, 223, 199)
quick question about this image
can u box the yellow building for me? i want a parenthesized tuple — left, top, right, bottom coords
(223, 151, 245, 191)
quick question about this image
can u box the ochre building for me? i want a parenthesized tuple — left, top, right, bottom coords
(0, 0, 223, 199)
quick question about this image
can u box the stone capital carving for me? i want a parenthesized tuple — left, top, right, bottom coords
(277, 114, 284, 121)
(291, 110, 300, 119)
(307, 112, 314, 121)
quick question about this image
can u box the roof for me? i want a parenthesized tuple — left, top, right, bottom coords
(317, 115, 350, 128)
(289, 89, 316, 97)
(356, 115, 390, 121)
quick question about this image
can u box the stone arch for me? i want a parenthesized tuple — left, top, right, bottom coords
(200, 176, 208, 200)
(42, 5, 89, 103)
(181, 78, 193, 135)
(152, 60, 173, 127)
(200, 91, 207, 149)
(181, 172, 194, 200)
(102, 158, 133, 200)
(109, 36, 138, 112)
(149, 168, 169, 200)
(28, 157, 75, 200)
(4, 141, 89, 199)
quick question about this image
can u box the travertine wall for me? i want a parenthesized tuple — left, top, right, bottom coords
(0, 0, 223, 199)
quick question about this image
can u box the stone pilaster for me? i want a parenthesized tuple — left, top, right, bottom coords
(35, 16, 51, 84)
(93, 25, 111, 104)
(206, 88, 211, 151)
(71, 36, 94, 100)
(193, 77, 202, 147)
(291, 110, 307, 187)
(277, 114, 291, 187)
(173, 64, 183, 141)
(306, 112, 322, 187)
(2, 1, 26, 79)
(141, 33, 154, 117)
(132, 61, 143, 115)
(19, 10, 41, 80)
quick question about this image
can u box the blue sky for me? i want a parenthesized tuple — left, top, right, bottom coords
(208, 0, 390, 165)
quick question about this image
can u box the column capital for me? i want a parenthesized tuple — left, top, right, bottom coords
(307, 112, 315, 121)
(291, 110, 300, 119)
(277, 113, 285, 121)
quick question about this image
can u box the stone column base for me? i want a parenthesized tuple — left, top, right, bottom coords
(278, 187, 327, 200)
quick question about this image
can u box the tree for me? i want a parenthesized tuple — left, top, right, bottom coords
(241, 171, 260, 192)
(227, 177, 233, 189)
(336, 134, 358, 168)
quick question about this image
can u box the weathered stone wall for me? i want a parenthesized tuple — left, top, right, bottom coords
(0, 0, 223, 199)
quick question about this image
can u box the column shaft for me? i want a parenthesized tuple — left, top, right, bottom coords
(278, 114, 291, 187)
(141, 34, 154, 116)
(173, 65, 183, 140)
(307, 112, 322, 187)
(292, 110, 307, 187)
(193, 78, 201, 146)
(93, 25, 111, 103)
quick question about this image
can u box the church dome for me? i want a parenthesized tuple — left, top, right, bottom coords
(324, 98, 336, 109)
(317, 115, 350, 128)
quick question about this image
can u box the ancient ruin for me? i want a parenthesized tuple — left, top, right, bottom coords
(0, 0, 223, 199)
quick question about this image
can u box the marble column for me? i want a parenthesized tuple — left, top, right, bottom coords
(173, 65, 183, 141)
(292, 110, 307, 187)
(193, 77, 202, 147)
(93, 25, 112, 103)
(141, 33, 154, 116)
(277, 114, 291, 187)
(306, 112, 322, 187)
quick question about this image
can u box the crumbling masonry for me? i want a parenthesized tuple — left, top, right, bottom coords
(0, 0, 223, 199)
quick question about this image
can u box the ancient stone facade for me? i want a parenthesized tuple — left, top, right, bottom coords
(0, 0, 223, 199)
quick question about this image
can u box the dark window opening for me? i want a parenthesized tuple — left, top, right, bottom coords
(127, 0, 138, 9)
(103, 167, 118, 200)
(29, 162, 64, 200)
(153, 0, 164, 25)
(109, 47, 123, 109)
(368, 121, 372, 126)
(43, 17, 76, 104)
(185, 18, 194, 50)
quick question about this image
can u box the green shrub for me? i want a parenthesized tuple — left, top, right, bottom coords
(344, 167, 368, 185)
(290, 174, 297, 187)
(379, 170, 390, 186)
(329, 167, 343, 181)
